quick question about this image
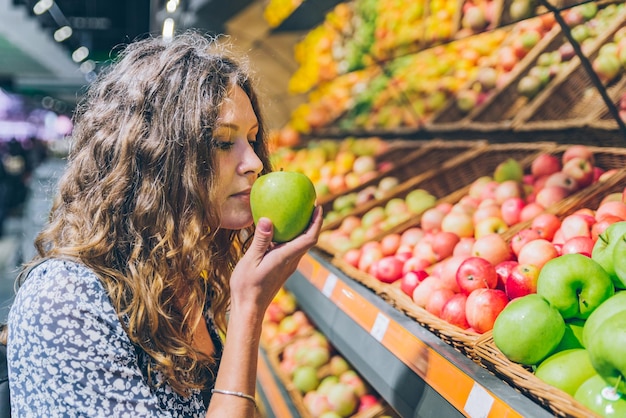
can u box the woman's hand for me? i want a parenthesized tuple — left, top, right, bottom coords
(229, 206, 323, 317)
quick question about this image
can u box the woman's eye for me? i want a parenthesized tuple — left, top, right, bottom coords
(215, 140, 234, 150)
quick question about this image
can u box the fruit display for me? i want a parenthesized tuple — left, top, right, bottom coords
(263, 0, 305, 28)
(261, 288, 316, 352)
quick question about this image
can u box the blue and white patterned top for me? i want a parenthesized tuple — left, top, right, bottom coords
(7, 258, 223, 417)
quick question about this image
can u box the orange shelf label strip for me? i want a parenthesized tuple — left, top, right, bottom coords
(257, 351, 293, 418)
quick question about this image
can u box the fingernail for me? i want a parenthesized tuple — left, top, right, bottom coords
(257, 218, 272, 233)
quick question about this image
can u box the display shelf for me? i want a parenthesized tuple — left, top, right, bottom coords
(257, 347, 300, 418)
(283, 250, 553, 418)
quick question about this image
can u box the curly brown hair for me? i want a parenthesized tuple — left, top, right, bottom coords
(19, 31, 272, 395)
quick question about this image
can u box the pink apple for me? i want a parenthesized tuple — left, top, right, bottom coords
(500, 196, 526, 226)
(591, 215, 623, 241)
(372, 256, 404, 283)
(431, 230, 461, 261)
(438, 255, 465, 292)
(544, 172, 579, 193)
(412, 238, 438, 264)
(395, 250, 413, 263)
(342, 248, 362, 267)
(562, 144, 594, 165)
(469, 176, 495, 198)
(400, 270, 429, 296)
(530, 212, 561, 241)
(400, 227, 425, 247)
(402, 256, 432, 275)
(471, 233, 512, 266)
(495, 260, 519, 290)
(453, 236, 476, 257)
(380, 233, 401, 256)
(535, 185, 571, 209)
(357, 245, 384, 273)
(426, 288, 457, 317)
(505, 263, 540, 300)
(420, 207, 446, 232)
(441, 211, 474, 238)
(562, 156, 594, 188)
(472, 202, 502, 224)
(456, 256, 498, 295)
(531, 153, 561, 177)
(474, 216, 508, 239)
(412, 276, 447, 308)
(517, 239, 559, 269)
(596, 200, 626, 221)
(440, 293, 471, 329)
(465, 288, 509, 334)
(520, 202, 547, 222)
(561, 236, 594, 256)
(479, 181, 500, 201)
(510, 228, 542, 257)
(560, 213, 595, 240)
(495, 180, 524, 204)
(357, 394, 380, 413)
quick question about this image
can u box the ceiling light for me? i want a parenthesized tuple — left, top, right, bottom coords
(53, 26, 72, 42)
(162, 18, 175, 42)
(72, 46, 89, 63)
(166, 0, 177, 13)
(79, 60, 96, 74)
(33, 0, 53, 15)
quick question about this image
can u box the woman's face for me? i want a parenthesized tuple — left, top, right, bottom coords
(213, 85, 264, 230)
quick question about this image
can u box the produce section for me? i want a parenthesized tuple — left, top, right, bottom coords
(258, 0, 626, 416)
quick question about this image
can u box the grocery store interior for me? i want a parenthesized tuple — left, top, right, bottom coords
(2, 0, 626, 416)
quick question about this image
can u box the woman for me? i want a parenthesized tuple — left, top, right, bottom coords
(5, 30, 322, 417)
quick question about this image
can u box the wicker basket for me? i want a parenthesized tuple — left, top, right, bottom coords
(512, 8, 626, 132)
(474, 332, 600, 418)
(585, 75, 626, 134)
(320, 140, 488, 231)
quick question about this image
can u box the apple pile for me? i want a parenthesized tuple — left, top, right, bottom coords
(261, 288, 315, 351)
(277, 330, 389, 417)
(491, 217, 626, 415)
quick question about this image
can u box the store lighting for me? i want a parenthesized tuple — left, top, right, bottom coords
(33, 0, 53, 15)
(166, 0, 177, 13)
(79, 60, 96, 74)
(162, 18, 175, 41)
(53, 26, 72, 42)
(71, 46, 89, 62)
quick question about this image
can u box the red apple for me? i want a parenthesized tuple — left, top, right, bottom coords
(421, 207, 446, 232)
(562, 144, 594, 165)
(438, 255, 464, 292)
(453, 237, 475, 256)
(342, 248, 362, 268)
(440, 293, 470, 329)
(562, 156, 594, 188)
(591, 215, 623, 241)
(372, 256, 404, 283)
(500, 196, 526, 226)
(431, 231, 461, 261)
(530, 212, 561, 241)
(474, 216, 508, 239)
(495, 260, 519, 290)
(380, 233, 401, 256)
(357, 394, 380, 413)
(495, 180, 524, 204)
(520, 202, 547, 222)
(441, 211, 474, 238)
(465, 288, 509, 334)
(456, 256, 498, 295)
(357, 245, 384, 273)
(400, 227, 425, 247)
(596, 200, 626, 221)
(535, 185, 571, 209)
(505, 263, 540, 300)
(560, 213, 595, 240)
(511, 228, 543, 257)
(517, 239, 559, 269)
(400, 270, 429, 296)
(469, 176, 493, 198)
(472, 203, 502, 224)
(531, 153, 562, 177)
(544, 172, 579, 193)
(402, 256, 432, 275)
(560, 236, 594, 256)
(412, 276, 447, 308)
(426, 288, 456, 317)
(471, 233, 512, 266)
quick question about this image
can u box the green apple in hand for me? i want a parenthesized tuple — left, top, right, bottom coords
(586, 313, 626, 393)
(583, 291, 626, 347)
(251, 171, 316, 243)
(537, 254, 614, 320)
(492, 294, 565, 365)
(534, 348, 597, 396)
(575, 374, 626, 417)
(592, 221, 626, 289)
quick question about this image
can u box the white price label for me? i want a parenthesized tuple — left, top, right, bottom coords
(370, 312, 389, 342)
(322, 273, 338, 297)
(464, 382, 494, 418)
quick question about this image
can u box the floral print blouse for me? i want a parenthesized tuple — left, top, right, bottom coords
(7, 258, 223, 417)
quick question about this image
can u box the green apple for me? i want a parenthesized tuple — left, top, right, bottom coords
(405, 189, 437, 215)
(534, 348, 597, 396)
(583, 291, 626, 347)
(592, 221, 626, 289)
(554, 318, 586, 352)
(492, 294, 565, 365)
(586, 313, 626, 393)
(493, 158, 523, 183)
(536, 254, 614, 320)
(292, 365, 320, 393)
(611, 234, 626, 289)
(575, 374, 626, 416)
(250, 171, 316, 243)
